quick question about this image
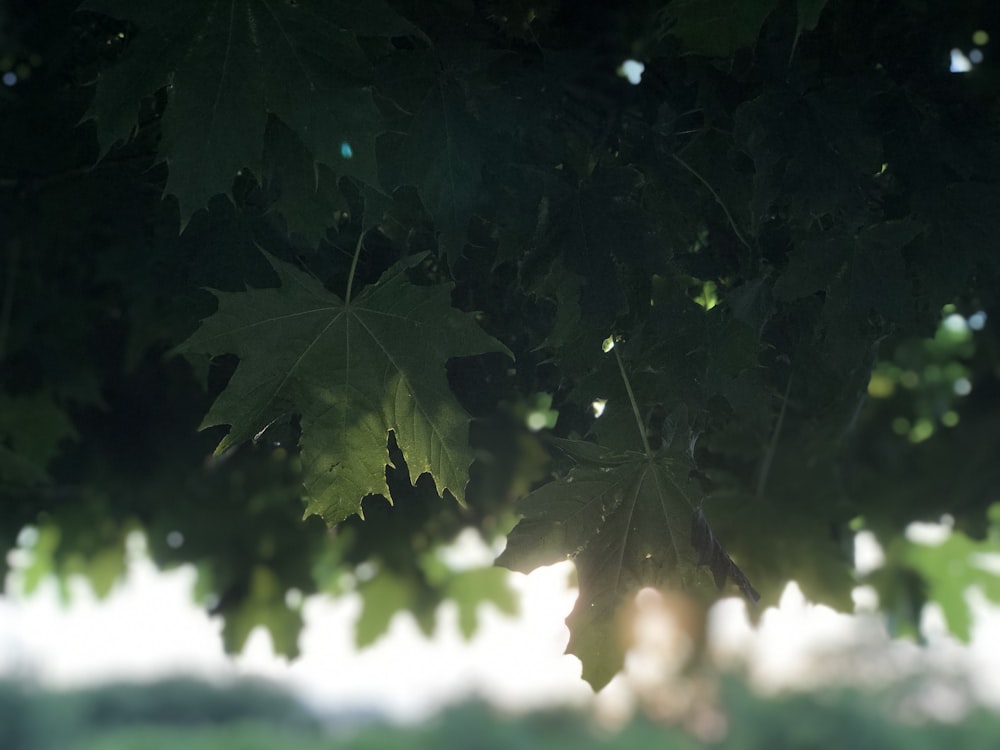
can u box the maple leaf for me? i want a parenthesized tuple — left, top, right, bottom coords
(178, 252, 511, 525)
(498, 440, 757, 690)
(85, 0, 422, 222)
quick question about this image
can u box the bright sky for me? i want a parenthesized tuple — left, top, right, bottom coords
(2, 530, 999, 723)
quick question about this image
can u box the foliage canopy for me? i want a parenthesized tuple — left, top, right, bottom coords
(2, 0, 1000, 689)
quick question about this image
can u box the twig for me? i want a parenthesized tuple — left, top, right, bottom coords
(671, 152, 752, 254)
(343, 231, 366, 305)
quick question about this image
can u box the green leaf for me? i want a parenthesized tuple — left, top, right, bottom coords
(445, 566, 519, 639)
(706, 491, 856, 613)
(879, 515, 1000, 642)
(355, 570, 412, 647)
(262, 118, 348, 246)
(390, 74, 483, 266)
(19, 509, 132, 602)
(218, 565, 304, 657)
(86, 0, 420, 221)
(179, 252, 511, 525)
(663, 0, 779, 57)
(0, 392, 77, 486)
(529, 258, 586, 353)
(773, 234, 846, 302)
(542, 166, 655, 321)
(20, 525, 62, 596)
(734, 85, 882, 228)
(353, 553, 516, 647)
(498, 448, 756, 689)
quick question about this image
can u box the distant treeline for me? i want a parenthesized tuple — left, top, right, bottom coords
(0, 677, 319, 750)
(1, 676, 999, 750)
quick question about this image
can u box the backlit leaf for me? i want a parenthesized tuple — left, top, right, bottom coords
(499, 445, 756, 689)
(874, 509, 1000, 642)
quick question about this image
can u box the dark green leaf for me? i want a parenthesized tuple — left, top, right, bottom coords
(86, 0, 419, 221)
(0, 392, 77, 486)
(388, 74, 484, 266)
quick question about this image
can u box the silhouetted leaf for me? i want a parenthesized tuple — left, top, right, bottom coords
(499, 443, 755, 689)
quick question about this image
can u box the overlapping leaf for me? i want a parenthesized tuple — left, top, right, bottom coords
(262, 118, 349, 246)
(542, 166, 659, 321)
(734, 84, 882, 229)
(387, 73, 483, 266)
(85, 0, 421, 221)
(498, 441, 756, 689)
(662, 0, 779, 57)
(179, 253, 511, 525)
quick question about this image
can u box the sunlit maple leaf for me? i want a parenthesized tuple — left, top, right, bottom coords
(179, 252, 511, 525)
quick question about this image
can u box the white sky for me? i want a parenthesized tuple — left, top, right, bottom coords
(2, 529, 999, 723)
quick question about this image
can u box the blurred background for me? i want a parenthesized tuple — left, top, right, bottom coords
(3, 522, 1000, 748)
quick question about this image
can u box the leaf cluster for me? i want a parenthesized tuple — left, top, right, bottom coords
(3, 0, 1000, 688)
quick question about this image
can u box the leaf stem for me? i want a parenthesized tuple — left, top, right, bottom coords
(613, 343, 653, 457)
(344, 231, 366, 305)
(671, 153, 752, 255)
(756, 371, 793, 499)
